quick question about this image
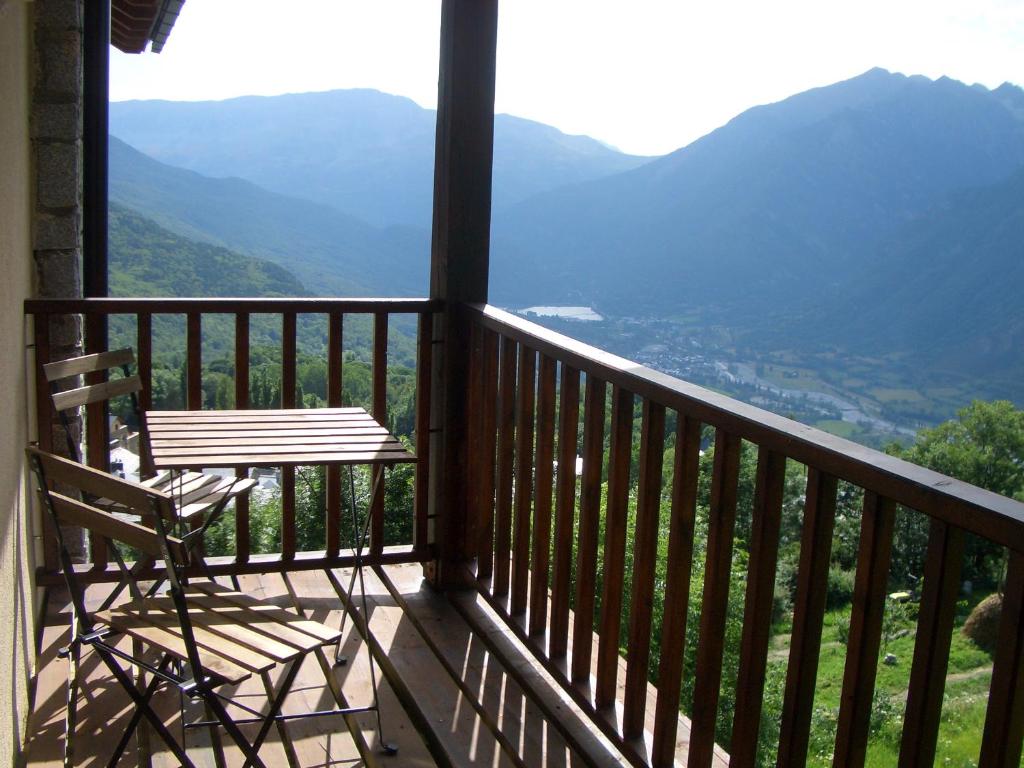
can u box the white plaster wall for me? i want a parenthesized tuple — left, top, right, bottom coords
(0, 1, 41, 763)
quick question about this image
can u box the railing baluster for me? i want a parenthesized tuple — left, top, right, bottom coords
(729, 447, 787, 767)
(623, 399, 666, 739)
(571, 375, 606, 684)
(33, 314, 60, 572)
(493, 336, 518, 598)
(281, 311, 297, 559)
(186, 312, 202, 410)
(84, 312, 109, 473)
(548, 363, 580, 660)
(414, 312, 434, 556)
(652, 415, 702, 767)
(467, 323, 485, 573)
(511, 346, 537, 617)
(596, 385, 635, 710)
(776, 467, 839, 768)
(136, 313, 152, 411)
(833, 491, 896, 767)
(326, 311, 343, 557)
(84, 312, 109, 568)
(473, 327, 498, 578)
(979, 549, 1024, 768)
(234, 312, 250, 564)
(899, 517, 965, 767)
(688, 430, 742, 768)
(529, 353, 557, 636)
(370, 311, 388, 554)
(136, 312, 155, 477)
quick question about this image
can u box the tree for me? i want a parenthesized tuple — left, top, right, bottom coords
(896, 400, 1024, 502)
(889, 400, 1024, 586)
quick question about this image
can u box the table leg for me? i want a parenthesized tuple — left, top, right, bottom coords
(333, 463, 397, 754)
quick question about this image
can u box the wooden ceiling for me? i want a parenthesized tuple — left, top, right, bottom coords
(111, 0, 184, 54)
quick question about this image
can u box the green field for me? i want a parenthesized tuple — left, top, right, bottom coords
(763, 600, 1001, 767)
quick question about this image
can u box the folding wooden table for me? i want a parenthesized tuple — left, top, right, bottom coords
(143, 405, 416, 752)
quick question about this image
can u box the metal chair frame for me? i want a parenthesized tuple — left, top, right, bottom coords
(28, 447, 376, 768)
(42, 348, 254, 604)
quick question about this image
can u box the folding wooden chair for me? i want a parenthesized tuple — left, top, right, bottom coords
(28, 447, 355, 768)
(43, 348, 255, 598)
(43, 348, 255, 519)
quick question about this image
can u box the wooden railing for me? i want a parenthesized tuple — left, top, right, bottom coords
(24, 297, 1024, 766)
(26, 297, 439, 581)
(466, 304, 1024, 768)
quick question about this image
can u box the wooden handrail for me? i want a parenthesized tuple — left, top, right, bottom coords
(25, 297, 440, 314)
(26, 296, 437, 577)
(470, 303, 1024, 551)
(467, 301, 1024, 768)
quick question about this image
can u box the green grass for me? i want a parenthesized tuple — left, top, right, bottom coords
(772, 603, 1002, 768)
(814, 419, 859, 438)
(870, 387, 929, 404)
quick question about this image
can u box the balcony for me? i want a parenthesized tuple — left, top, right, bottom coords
(21, 297, 1024, 768)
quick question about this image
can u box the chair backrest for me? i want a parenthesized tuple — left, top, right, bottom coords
(43, 348, 143, 412)
(27, 446, 182, 558)
(43, 348, 145, 466)
(28, 446, 208, 676)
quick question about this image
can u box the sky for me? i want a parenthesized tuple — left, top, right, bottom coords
(110, 0, 1024, 157)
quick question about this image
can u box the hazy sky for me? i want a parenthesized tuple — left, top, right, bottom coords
(110, 0, 1024, 156)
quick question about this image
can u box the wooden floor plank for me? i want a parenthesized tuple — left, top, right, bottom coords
(275, 568, 437, 768)
(379, 564, 592, 768)
(26, 565, 720, 768)
(328, 564, 519, 768)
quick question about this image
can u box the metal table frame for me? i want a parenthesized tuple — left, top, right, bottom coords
(143, 406, 416, 754)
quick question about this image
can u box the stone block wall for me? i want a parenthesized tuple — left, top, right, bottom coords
(32, 0, 85, 559)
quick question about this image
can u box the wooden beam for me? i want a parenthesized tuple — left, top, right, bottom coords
(426, 0, 499, 588)
(83, 0, 109, 306)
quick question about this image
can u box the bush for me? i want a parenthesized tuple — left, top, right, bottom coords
(771, 581, 792, 626)
(826, 566, 856, 610)
(962, 593, 1001, 653)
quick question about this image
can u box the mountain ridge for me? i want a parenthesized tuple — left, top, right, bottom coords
(107, 68, 1024, 406)
(110, 87, 652, 229)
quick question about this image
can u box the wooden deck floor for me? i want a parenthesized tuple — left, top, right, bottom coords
(25, 564, 717, 768)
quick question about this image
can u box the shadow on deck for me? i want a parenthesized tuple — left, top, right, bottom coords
(27, 563, 675, 768)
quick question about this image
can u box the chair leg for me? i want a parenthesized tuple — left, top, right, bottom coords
(242, 659, 302, 768)
(64, 639, 80, 768)
(261, 669, 300, 768)
(95, 648, 196, 768)
(107, 655, 171, 768)
(200, 687, 268, 768)
(202, 699, 228, 768)
(132, 638, 152, 768)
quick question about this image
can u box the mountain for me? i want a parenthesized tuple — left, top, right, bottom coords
(109, 88, 652, 229)
(489, 69, 1024, 324)
(107, 71, 1024, 402)
(109, 136, 428, 297)
(109, 202, 309, 298)
(819, 166, 1024, 383)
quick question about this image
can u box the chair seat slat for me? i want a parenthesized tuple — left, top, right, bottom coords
(183, 590, 329, 652)
(94, 608, 253, 683)
(109, 601, 286, 672)
(192, 581, 342, 644)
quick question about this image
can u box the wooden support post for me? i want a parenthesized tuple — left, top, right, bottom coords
(83, 0, 110, 477)
(426, 0, 499, 589)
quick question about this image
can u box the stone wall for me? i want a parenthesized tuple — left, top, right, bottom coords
(32, 0, 83, 345)
(32, 0, 86, 557)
